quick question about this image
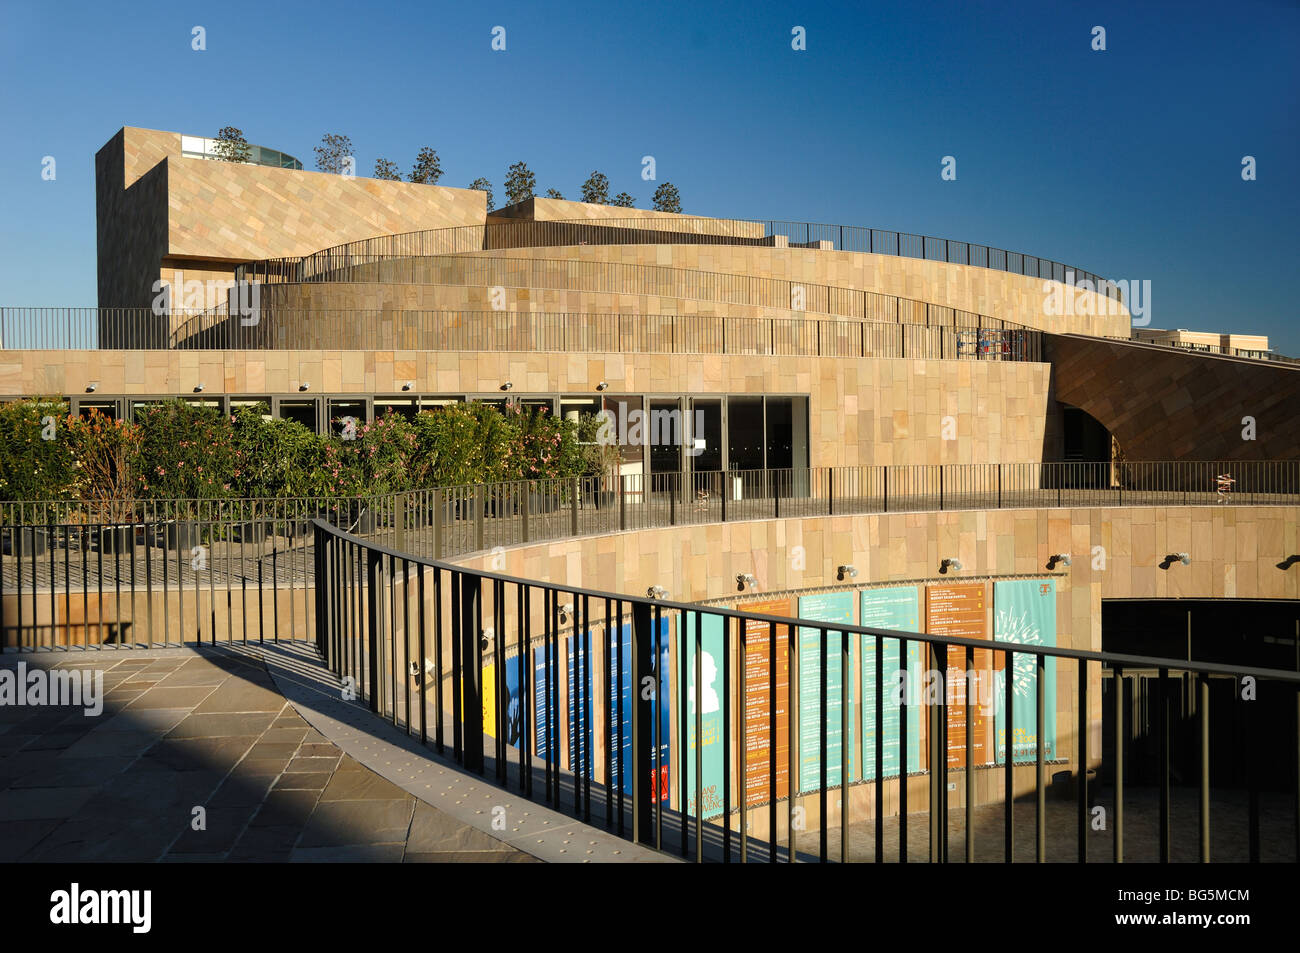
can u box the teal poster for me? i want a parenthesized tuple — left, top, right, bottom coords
(681, 612, 726, 818)
(859, 587, 923, 779)
(796, 591, 855, 792)
(993, 579, 1058, 763)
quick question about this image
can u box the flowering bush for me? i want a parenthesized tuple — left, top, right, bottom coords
(0, 397, 591, 504)
(320, 409, 418, 497)
(62, 410, 143, 523)
(134, 401, 237, 510)
(504, 403, 583, 482)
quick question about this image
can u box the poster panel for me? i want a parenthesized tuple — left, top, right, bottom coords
(796, 591, 856, 791)
(925, 584, 992, 768)
(742, 599, 792, 806)
(859, 586, 923, 779)
(682, 612, 726, 818)
(993, 579, 1058, 763)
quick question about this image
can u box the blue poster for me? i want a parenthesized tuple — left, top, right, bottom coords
(796, 591, 856, 791)
(607, 618, 671, 799)
(681, 612, 726, 819)
(993, 579, 1058, 763)
(859, 587, 923, 779)
(533, 643, 558, 763)
(567, 634, 592, 772)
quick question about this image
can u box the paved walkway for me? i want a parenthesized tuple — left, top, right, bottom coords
(0, 649, 539, 862)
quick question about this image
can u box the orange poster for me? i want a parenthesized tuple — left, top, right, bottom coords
(924, 584, 992, 769)
(742, 599, 792, 806)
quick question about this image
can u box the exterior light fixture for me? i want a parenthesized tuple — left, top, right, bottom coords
(299, 382, 310, 391)
(1047, 553, 1072, 570)
(837, 564, 858, 581)
(596, 381, 608, 391)
(402, 381, 413, 391)
(85, 383, 98, 393)
(1160, 552, 1192, 570)
(647, 586, 668, 600)
(940, 558, 963, 574)
(501, 381, 513, 391)
(558, 603, 573, 624)
(480, 626, 494, 650)
(736, 572, 756, 591)
(193, 384, 204, 393)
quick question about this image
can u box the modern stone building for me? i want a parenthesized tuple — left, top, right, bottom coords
(1, 126, 1296, 859)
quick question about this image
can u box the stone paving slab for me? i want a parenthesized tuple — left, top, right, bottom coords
(0, 648, 555, 862)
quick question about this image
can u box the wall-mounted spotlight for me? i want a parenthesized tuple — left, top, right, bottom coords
(596, 381, 608, 391)
(85, 383, 98, 393)
(1160, 552, 1191, 570)
(193, 384, 205, 393)
(1047, 553, 1072, 570)
(837, 564, 858, 581)
(401, 381, 413, 391)
(480, 626, 494, 650)
(500, 381, 513, 391)
(558, 603, 573, 624)
(940, 558, 963, 574)
(647, 586, 668, 601)
(736, 572, 756, 591)
(299, 382, 310, 392)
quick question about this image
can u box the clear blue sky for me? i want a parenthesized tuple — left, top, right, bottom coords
(1, 0, 1296, 352)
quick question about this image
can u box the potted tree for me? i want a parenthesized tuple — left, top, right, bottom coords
(61, 409, 143, 553)
(578, 411, 621, 509)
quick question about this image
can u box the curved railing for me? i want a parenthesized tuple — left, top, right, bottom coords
(233, 216, 1122, 301)
(4, 463, 1296, 861)
(238, 255, 1107, 336)
(310, 504, 1300, 862)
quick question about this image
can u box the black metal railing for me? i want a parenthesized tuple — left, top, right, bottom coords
(311, 517, 1300, 862)
(0, 306, 1043, 361)
(233, 216, 1122, 301)
(2, 461, 1294, 653)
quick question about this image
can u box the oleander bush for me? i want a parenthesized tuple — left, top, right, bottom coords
(0, 397, 585, 506)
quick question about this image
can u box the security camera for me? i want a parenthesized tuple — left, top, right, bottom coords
(646, 586, 668, 600)
(1047, 553, 1072, 570)
(596, 381, 608, 391)
(837, 564, 858, 581)
(480, 626, 494, 650)
(736, 572, 756, 591)
(501, 381, 513, 391)
(940, 558, 963, 574)
(558, 603, 573, 624)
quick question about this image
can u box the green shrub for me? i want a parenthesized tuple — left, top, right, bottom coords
(0, 397, 76, 502)
(63, 410, 143, 523)
(230, 403, 326, 498)
(135, 401, 236, 508)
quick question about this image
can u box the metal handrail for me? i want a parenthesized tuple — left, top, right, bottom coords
(232, 215, 1122, 300)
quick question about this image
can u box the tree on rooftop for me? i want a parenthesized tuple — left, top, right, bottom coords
(313, 133, 354, 174)
(580, 171, 609, 204)
(651, 182, 682, 214)
(611, 191, 635, 208)
(212, 127, 251, 164)
(468, 177, 494, 211)
(373, 158, 402, 181)
(504, 161, 536, 206)
(407, 146, 443, 184)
